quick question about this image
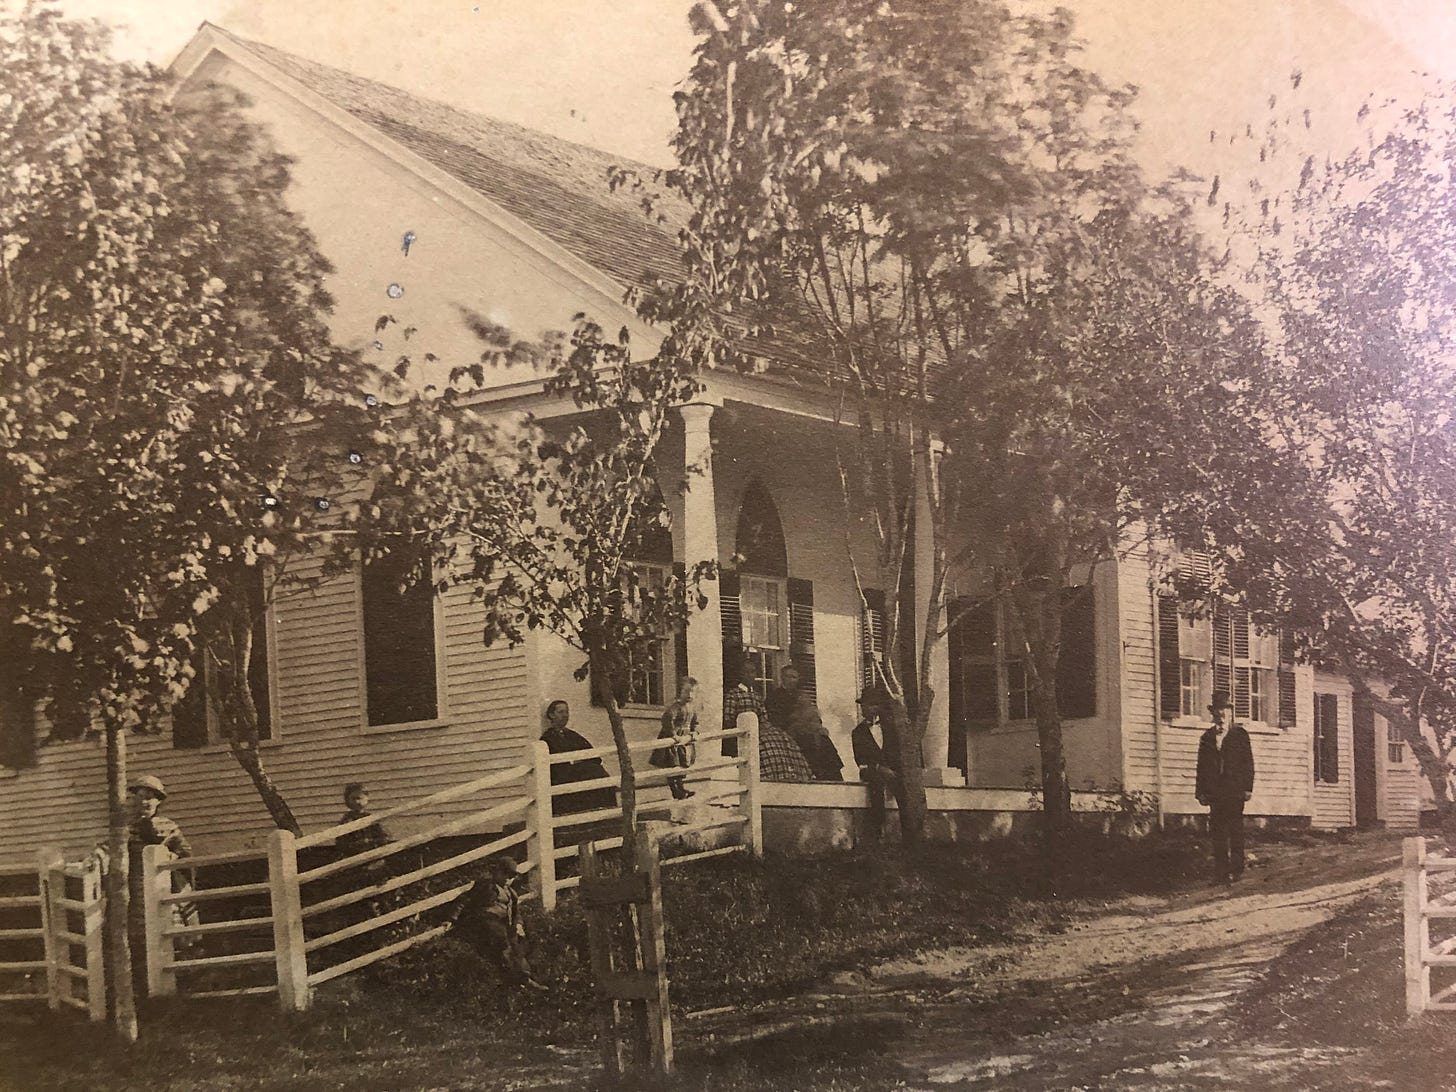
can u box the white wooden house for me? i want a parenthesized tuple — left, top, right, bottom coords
(0, 26, 1421, 864)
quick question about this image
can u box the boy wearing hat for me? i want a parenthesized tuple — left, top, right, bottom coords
(126, 776, 193, 997)
(1195, 690, 1256, 884)
(451, 855, 547, 992)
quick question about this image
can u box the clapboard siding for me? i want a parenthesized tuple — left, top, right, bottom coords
(0, 561, 533, 867)
(1116, 545, 1160, 795)
(1382, 718, 1423, 831)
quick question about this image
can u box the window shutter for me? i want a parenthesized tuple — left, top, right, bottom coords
(172, 669, 210, 749)
(1231, 605, 1251, 718)
(719, 571, 742, 689)
(1277, 628, 1297, 728)
(1321, 693, 1340, 783)
(672, 562, 689, 687)
(1211, 600, 1232, 699)
(0, 687, 37, 770)
(1157, 594, 1182, 719)
(860, 588, 886, 690)
(1056, 585, 1097, 720)
(787, 577, 816, 699)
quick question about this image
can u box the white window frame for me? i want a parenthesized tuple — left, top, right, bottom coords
(621, 561, 676, 710)
(1387, 718, 1407, 765)
(358, 553, 449, 734)
(741, 574, 787, 701)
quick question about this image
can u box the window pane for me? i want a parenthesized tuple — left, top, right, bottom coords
(1181, 614, 1211, 661)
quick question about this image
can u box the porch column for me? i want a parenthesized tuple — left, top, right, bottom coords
(914, 439, 962, 786)
(679, 399, 723, 731)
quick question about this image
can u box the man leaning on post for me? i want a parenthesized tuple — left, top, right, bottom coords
(1195, 689, 1255, 885)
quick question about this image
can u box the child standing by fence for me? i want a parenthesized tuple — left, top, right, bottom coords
(651, 677, 699, 801)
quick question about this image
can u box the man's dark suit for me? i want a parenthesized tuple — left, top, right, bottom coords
(1195, 722, 1255, 881)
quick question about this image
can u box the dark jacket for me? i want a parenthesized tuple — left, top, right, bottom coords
(1195, 723, 1255, 802)
(542, 726, 617, 815)
(852, 717, 900, 773)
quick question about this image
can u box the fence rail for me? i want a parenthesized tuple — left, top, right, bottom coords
(0, 851, 105, 1020)
(130, 713, 763, 1013)
(1404, 836, 1456, 1014)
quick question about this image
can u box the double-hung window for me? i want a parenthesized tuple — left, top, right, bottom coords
(948, 588, 1097, 731)
(740, 574, 786, 700)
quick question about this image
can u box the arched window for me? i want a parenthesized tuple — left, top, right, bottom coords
(722, 481, 815, 701)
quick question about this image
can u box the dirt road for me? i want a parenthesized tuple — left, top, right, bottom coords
(696, 832, 1404, 1090)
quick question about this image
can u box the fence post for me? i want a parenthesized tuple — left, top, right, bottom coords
(738, 711, 763, 858)
(1405, 836, 1429, 1016)
(80, 860, 105, 1022)
(634, 824, 673, 1076)
(268, 829, 311, 1012)
(141, 845, 176, 998)
(532, 740, 557, 913)
(36, 847, 63, 1011)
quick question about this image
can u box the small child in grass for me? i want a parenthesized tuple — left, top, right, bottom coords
(453, 855, 547, 992)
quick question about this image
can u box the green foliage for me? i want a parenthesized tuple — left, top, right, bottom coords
(0, 3, 383, 827)
(646, 1, 1262, 845)
(1159, 79, 1456, 816)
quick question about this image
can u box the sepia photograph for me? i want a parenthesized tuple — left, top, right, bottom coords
(3, 1, 1456, 1087)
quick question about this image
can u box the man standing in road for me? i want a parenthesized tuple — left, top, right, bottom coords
(1195, 689, 1255, 885)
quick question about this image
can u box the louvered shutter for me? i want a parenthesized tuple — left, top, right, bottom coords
(1157, 594, 1182, 719)
(1231, 605, 1251, 718)
(860, 588, 886, 690)
(1056, 585, 1096, 719)
(1277, 628, 1297, 728)
(719, 571, 743, 758)
(946, 596, 968, 771)
(1212, 600, 1232, 700)
(787, 577, 816, 699)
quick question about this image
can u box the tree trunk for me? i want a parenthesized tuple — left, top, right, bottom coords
(891, 697, 927, 843)
(104, 722, 138, 1043)
(227, 740, 301, 835)
(593, 650, 638, 862)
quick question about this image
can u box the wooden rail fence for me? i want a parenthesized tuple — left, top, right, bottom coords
(135, 713, 763, 1012)
(0, 851, 105, 1020)
(1403, 836, 1456, 1014)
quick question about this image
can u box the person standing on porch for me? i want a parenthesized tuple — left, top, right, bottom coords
(852, 685, 902, 840)
(1195, 689, 1255, 885)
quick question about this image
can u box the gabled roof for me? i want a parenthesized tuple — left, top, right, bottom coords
(190, 27, 825, 381)
(211, 28, 687, 301)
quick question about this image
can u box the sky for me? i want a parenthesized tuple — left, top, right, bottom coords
(25, 0, 1456, 177)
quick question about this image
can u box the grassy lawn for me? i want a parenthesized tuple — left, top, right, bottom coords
(0, 829, 1222, 1092)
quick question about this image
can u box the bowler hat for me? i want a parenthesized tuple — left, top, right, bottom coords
(1208, 690, 1233, 714)
(128, 774, 167, 800)
(857, 684, 890, 707)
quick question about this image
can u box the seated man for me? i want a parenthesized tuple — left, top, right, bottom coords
(852, 686, 902, 840)
(769, 662, 843, 781)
